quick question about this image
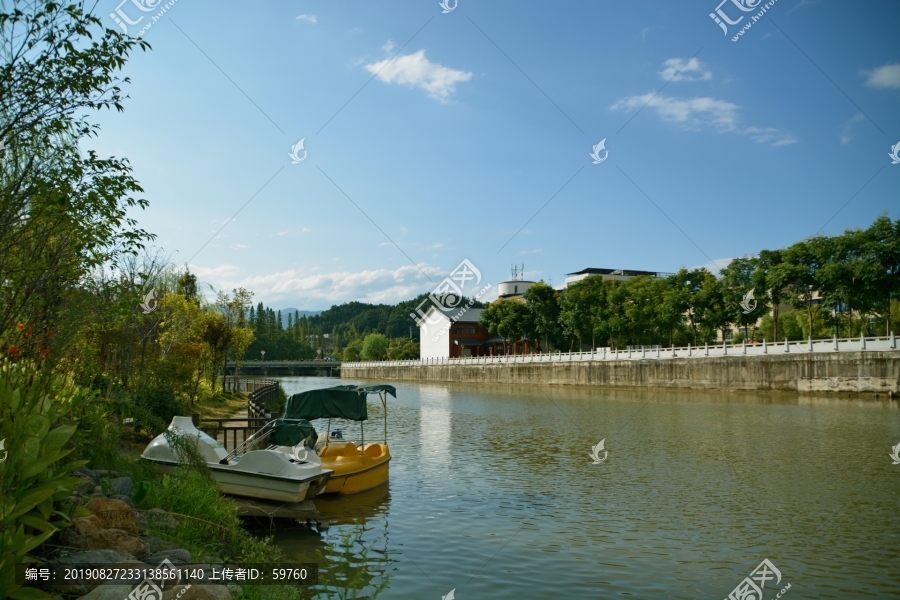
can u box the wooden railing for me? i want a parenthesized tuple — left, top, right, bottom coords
(195, 379, 281, 452)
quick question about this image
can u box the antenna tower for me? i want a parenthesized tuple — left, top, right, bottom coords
(510, 264, 524, 281)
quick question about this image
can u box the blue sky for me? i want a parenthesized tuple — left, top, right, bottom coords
(89, 0, 899, 310)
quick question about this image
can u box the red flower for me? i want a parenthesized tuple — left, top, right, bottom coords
(47, 330, 53, 336)
(8, 346, 18, 354)
(17, 323, 24, 329)
(41, 349, 50, 358)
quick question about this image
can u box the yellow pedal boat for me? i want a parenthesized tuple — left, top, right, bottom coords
(285, 384, 396, 496)
(316, 440, 390, 495)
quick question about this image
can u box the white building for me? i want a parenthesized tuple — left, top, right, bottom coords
(419, 306, 501, 359)
(564, 268, 674, 287)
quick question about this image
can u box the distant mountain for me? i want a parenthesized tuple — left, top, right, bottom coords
(277, 308, 323, 328)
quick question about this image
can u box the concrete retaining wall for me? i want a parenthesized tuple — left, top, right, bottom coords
(341, 351, 899, 393)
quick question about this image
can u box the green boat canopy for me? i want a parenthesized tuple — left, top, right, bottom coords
(284, 385, 396, 422)
(269, 418, 318, 449)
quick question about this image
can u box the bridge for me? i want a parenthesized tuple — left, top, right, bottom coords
(225, 360, 341, 377)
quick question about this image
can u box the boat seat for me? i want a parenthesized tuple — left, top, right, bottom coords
(363, 444, 383, 458)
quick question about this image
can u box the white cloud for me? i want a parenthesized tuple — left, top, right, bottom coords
(611, 93, 739, 132)
(742, 126, 798, 147)
(519, 249, 542, 254)
(233, 244, 250, 249)
(193, 264, 241, 279)
(275, 230, 288, 236)
(195, 263, 447, 306)
(365, 50, 472, 103)
(863, 63, 900, 89)
(428, 243, 443, 249)
(640, 26, 652, 41)
(382, 39, 394, 53)
(296, 14, 317, 24)
(301, 227, 312, 233)
(611, 93, 797, 145)
(839, 114, 865, 144)
(660, 57, 712, 82)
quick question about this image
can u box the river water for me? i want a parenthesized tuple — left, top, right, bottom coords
(265, 376, 900, 599)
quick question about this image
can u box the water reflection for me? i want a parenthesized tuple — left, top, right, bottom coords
(419, 386, 452, 469)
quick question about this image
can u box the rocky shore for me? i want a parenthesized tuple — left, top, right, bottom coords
(41, 467, 238, 600)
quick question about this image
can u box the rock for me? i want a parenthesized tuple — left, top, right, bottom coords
(93, 470, 111, 478)
(92, 486, 104, 495)
(75, 477, 96, 495)
(75, 529, 148, 559)
(86, 498, 136, 533)
(144, 548, 192, 565)
(135, 512, 149, 533)
(141, 536, 179, 554)
(75, 585, 135, 600)
(110, 494, 135, 508)
(71, 515, 105, 536)
(161, 585, 232, 600)
(146, 508, 179, 530)
(109, 477, 134, 496)
(67, 494, 88, 506)
(226, 584, 243, 598)
(74, 467, 100, 484)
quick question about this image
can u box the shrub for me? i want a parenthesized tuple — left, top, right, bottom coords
(0, 363, 89, 600)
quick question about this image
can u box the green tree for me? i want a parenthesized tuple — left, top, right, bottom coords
(755, 249, 787, 342)
(525, 281, 562, 351)
(0, 1, 152, 364)
(480, 299, 529, 354)
(361, 333, 389, 361)
(720, 257, 766, 341)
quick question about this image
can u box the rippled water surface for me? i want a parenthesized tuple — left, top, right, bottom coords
(265, 376, 900, 599)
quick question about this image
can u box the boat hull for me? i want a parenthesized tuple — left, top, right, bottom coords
(318, 443, 391, 495)
(142, 458, 329, 503)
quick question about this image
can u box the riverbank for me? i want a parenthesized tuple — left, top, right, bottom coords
(341, 350, 899, 393)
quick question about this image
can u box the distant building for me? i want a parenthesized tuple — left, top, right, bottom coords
(418, 306, 505, 359)
(497, 279, 533, 300)
(498, 264, 533, 301)
(564, 268, 674, 287)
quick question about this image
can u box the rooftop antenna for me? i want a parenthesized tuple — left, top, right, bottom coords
(510, 264, 524, 281)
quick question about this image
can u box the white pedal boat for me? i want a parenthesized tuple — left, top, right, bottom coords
(141, 417, 332, 503)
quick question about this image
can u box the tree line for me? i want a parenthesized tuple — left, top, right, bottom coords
(479, 216, 900, 352)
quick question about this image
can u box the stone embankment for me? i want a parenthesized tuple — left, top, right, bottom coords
(42, 466, 235, 600)
(342, 350, 899, 393)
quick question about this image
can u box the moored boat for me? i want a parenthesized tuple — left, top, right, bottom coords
(283, 385, 395, 495)
(141, 416, 332, 503)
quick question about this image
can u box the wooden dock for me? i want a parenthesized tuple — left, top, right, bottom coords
(231, 496, 320, 523)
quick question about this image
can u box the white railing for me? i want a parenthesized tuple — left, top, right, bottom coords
(341, 333, 897, 368)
